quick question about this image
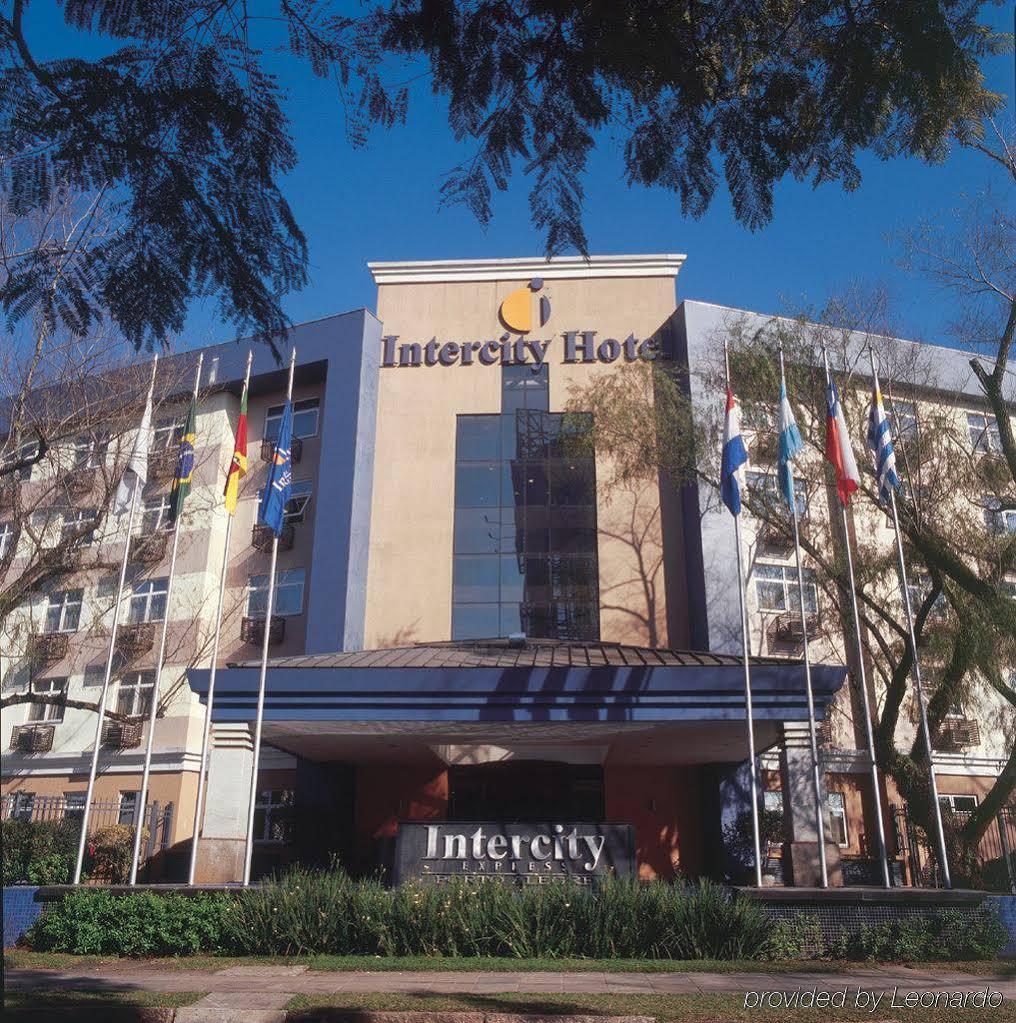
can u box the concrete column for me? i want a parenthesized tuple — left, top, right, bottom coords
(779, 722, 843, 887)
(193, 723, 253, 884)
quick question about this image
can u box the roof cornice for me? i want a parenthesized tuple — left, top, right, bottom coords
(368, 253, 687, 285)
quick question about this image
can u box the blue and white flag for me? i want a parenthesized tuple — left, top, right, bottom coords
(777, 379, 803, 509)
(258, 401, 293, 536)
(866, 382, 901, 504)
(721, 386, 748, 515)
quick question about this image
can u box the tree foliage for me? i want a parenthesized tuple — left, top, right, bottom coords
(0, 0, 1007, 352)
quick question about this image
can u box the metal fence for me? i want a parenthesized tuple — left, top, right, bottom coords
(1, 794, 173, 871)
(892, 804, 1016, 892)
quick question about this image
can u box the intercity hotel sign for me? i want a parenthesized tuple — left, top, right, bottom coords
(393, 822, 635, 885)
(381, 278, 665, 369)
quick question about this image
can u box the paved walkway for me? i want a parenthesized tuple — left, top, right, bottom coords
(8, 965, 1016, 1021)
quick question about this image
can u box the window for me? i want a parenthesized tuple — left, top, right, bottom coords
(1003, 579, 1016, 601)
(44, 589, 83, 633)
(116, 671, 155, 717)
(890, 399, 918, 444)
(151, 417, 182, 452)
(754, 564, 818, 613)
(451, 368, 599, 642)
(939, 793, 978, 814)
(9, 792, 35, 820)
(0, 520, 12, 559)
(981, 495, 1016, 534)
(745, 471, 808, 520)
(946, 698, 965, 719)
(128, 578, 168, 624)
(906, 573, 948, 620)
(968, 412, 1003, 454)
(828, 792, 849, 847)
(63, 792, 85, 822)
(265, 397, 319, 442)
(71, 433, 108, 469)
(140, 493, 174, 534)
(247, 569, 305, 617)
(2, 441, 38, 481)
(118, 790, 139, 825)
(257, 479, 313, 524)
(61, 508, 98, 547)
(28, 677, 67, 722)
(763, 790, 784, 814)
(253, 789, 295, 843)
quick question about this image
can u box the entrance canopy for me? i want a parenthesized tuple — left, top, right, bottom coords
(187, 639, 845, 765)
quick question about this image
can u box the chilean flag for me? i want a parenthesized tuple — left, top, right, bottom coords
(825, 378, 860, 506)
(721, 387, 749, 515)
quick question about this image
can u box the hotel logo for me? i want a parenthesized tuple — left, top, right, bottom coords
(498, 278, 551, 335)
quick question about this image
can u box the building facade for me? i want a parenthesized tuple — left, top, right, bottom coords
(2, 255, 1013, 887)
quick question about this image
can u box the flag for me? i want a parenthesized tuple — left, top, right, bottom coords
(720, 387, 748, 515)
(258, 401, 292, 536)
(114, 387, 153, 517)
(825, 378, 860, 506)
(169, 397, 197, 522)
(777, 379, 803, 509)
(223, 384, 249, 515)
(867, 382, 901, 504)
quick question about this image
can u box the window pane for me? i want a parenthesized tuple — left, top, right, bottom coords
(549, 459, 596, 506)
(453, 555, 500, 603)
(521, 463, 549, 505)
(499, 603, 523, 636)
(455, 463, 502, 508)
(502, 364, 548, 413)
(452, 603, 500, 639)
(499, 555, 526, 603)
(456, 416, 501, 461)
(453, 508, 502, 555)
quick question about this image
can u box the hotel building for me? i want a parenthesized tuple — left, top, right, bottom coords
(2, 255, 1013, 887)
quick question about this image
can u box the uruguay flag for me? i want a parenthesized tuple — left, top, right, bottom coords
(777, 380, 803, 508)
(259, 401, 293, 536)
(720, 387, 748, 515)
(825, 379, 860, 506)
(867, 383, 900, 504)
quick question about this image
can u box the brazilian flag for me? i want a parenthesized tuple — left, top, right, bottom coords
(169, 397, 198, 522)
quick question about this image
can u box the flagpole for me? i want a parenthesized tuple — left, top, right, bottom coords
(73, 355, 158, 885)
(127, 354, 204, 885)
(868, 347, 951, 889)
(187, 350, 253, 885)
(724, 341, 764, 888)
(242, 347, 296, 886)
(778, 342, 829, 888)
(821, 346, 891, 889)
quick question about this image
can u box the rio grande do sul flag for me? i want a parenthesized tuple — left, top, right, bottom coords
(825, 378, 860, 506)
(223, 384, 249, 515)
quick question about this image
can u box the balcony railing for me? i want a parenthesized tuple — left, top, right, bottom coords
(251, 523, 294, 553)
(28, 631, 71, 663)
(116, 621, 157, 659)
(102, 719, 144, 749)
(770, 611, 820, 644)
(10, 723, 55, 753)
(241, 615, 285, 646)
(147, 448, 178, 482)
(130, 531, 169, 565)
(260, 436, 303, 464)
(64, 466, 97, 497)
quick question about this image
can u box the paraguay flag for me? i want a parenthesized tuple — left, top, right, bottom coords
(720, 387, 748, 515)
(259, 401, 292, 537)
(867, 383, 901, 504)
(777, 380, 804, 508)
(825, 379, 860, 506)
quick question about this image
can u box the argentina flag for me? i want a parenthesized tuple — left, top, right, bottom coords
(777, 379, 803, 508)
(866, 383, 901, 504)
(259, 400, 293, 536)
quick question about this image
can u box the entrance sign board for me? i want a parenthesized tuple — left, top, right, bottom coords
(393, 821, 635, 885)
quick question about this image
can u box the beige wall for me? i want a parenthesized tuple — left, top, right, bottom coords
(365, 271, 680, 648)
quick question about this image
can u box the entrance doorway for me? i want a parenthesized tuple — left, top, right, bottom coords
(448, 761, 603, 821)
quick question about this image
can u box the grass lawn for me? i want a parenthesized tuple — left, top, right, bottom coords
(284, 992, 1016, 1022)
(6, 950, 1015, 974)
(2, 990, 204, 1022)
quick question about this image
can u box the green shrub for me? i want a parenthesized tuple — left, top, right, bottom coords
(28, 890, 232, 956)
(1, 818, 79, 885)
(26, 852, 74, 886)
(762, 913, 823, 959)
(87, 824, 143, 884)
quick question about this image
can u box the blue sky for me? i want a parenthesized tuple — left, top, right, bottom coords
(21, 2, 1015, 351)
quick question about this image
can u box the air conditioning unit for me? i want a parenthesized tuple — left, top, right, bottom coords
(771, 611, 820, 644)
(937, 719, 981, 750)
(240, 615, 285, 646)
(28, 632, 71, 663)
(11, 724, 55, 753)
(116, 621, 156, 659)
(252, 523, 294, 553)
(259, 436, 303, 464)
(129, 532, 169, 565)
(147, 449, 178, 482)
(64, 467, 97, 497)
